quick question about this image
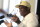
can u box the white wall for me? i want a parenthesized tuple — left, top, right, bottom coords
(28, 0, 38, 14)
(0, 0, 3, 9)
(3, 0, 9, 13)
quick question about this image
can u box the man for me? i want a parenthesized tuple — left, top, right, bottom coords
(15, 1, 38, 27)
(4, 1, 38, 27)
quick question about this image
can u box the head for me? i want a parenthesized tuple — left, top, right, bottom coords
(15, 1, 31, 17)
(10, 15, 21, 24)
(19, 5, 30, 17)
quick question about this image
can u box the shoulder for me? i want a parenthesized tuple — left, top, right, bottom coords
(22, 12, 38, 23)
(25, 12, 38, 19)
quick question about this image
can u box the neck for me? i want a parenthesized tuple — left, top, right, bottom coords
(23, 12, 30, 17)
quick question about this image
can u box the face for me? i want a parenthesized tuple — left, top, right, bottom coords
(19, 5, 28, 16)
(19, 5, 25, 16)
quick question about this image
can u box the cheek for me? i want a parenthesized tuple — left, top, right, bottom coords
(19, 10, 24, 13)
(19, 9, 23, 11)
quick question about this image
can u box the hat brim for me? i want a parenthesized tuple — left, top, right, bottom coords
(15, 5, 20, 8)
(15, 4, 23, 8)
(15, 4, 31, 8)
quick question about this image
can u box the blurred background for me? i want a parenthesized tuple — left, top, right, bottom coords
(0, 0, 40, 23)
(1, 0, 40, 26)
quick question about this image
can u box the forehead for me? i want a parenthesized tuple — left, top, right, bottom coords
(19, 5, 25, 10)
(19, 5, 24, 8)
(19, 5, 28, 9)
